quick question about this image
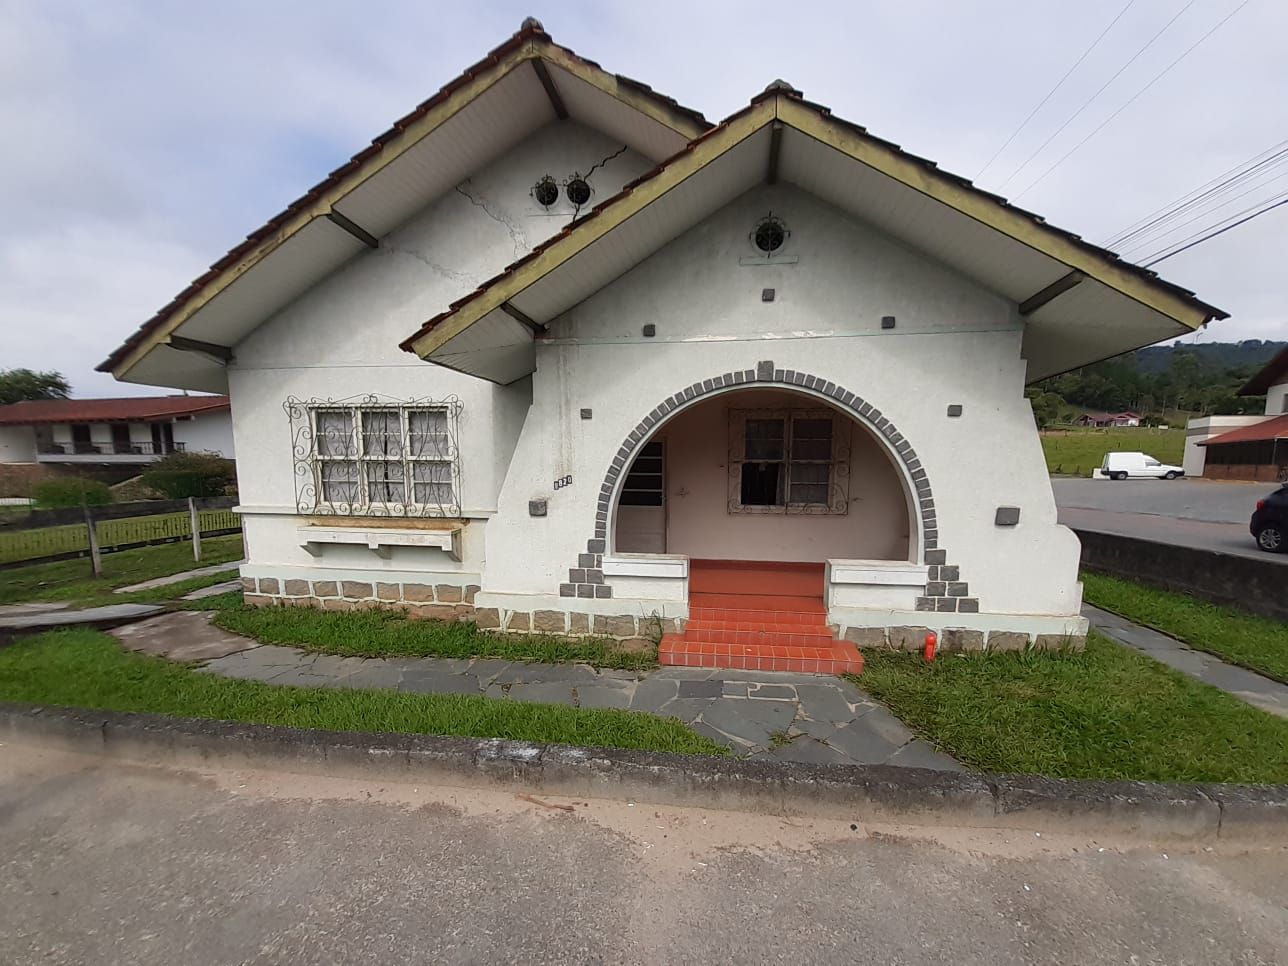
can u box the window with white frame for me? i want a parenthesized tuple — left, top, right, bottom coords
(728, 409, 850, 514)
(309, 403, 458, 514)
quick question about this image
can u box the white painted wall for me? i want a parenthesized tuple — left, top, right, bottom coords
(0, 425, 36, 463)
(633, 388, 910, 562)
(1266, 381, 1288, 416)
(1183, 415, 1266, 477)
(172, 410, 235, 457)
(481, 184, 1083, 620)
(228, 120, 653, 575)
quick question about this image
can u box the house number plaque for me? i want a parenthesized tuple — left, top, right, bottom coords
(553, 475, 573, 490)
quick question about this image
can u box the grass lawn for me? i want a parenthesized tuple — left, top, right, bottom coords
(0, 629, 725, 755)
(0, 534, 244, 608)
(1040, 427, 1185, 476)
(1081, 571, 1288, 684)
(212, 600, 659, 670)
(854, 633, 1288, 784)
(0, 508, 239, 565)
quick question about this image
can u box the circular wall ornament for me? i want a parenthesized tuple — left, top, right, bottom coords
(565, 176, 592, 207)
(752, 214, 788, 253)
(532, 176, 559, 208)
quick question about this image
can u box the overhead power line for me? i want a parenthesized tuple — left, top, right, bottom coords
(1118, 158, 1288, 255)
(1141, 192, 1288, 266)
(997, 0, 1197, 191)
(1104, 138, 1288, 248)
(975, 0, 1137, 181)
(1014, 0, 1253, 201)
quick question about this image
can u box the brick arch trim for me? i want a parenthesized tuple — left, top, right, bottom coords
(558, 360, 977, 614)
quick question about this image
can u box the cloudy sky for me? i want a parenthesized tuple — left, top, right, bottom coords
(3, 0, 1285, 397)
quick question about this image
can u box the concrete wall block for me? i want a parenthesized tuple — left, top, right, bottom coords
(569, 612, 591, 634)
(844, 626, 888, 648)
(532, 610, 568, 634)
(244, 594, 274, 608)
(257, 578, 280, 595)
(464, 585, 481, 604)
(1033, 633, 1086, 651)
(888, 626, 933, 651)
(987, 631, 1030, 652)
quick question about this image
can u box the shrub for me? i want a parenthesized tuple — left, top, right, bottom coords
(31, 477, 113, 508)
(140, 452, 236, 499)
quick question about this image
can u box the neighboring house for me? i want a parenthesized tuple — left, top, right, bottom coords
(1073, 410, 1141, 428)
(1190, 346, 1288, 481)
(96, 20, 1224, 664)
(0, 396, 234, 467)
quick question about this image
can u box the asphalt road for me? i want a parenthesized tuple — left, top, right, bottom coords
(3, 743, 1286, 965)
(1052, 477, 1285, 563)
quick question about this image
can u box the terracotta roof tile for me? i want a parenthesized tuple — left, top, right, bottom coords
(0, 396, 229, 426)
(1199, 414, 1288, 446)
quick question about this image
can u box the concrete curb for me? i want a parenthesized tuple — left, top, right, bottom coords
(3, 702, 1285, 841)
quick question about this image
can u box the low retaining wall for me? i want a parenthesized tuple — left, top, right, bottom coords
(3, 703, 1284, 842)
(1074, 529, 1288, 622)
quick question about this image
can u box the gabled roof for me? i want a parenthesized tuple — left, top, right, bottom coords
(1240, 345, 1288, 396)
(0, 395, 229, 425)
(1199, 414, 1288, 446)
(98, 18, 711, 390)
(401, 85, 1227, 386)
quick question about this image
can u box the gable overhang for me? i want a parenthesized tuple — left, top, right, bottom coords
(97, 20, 711, 392)
(402, 91, 1226, 385)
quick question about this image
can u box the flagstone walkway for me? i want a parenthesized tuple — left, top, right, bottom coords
(107, 611, 963, 770)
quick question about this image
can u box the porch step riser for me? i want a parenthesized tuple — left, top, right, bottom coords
(659, 635, 864, 676)
(683, 626, 837, 647)
(688, 608, 827, 626)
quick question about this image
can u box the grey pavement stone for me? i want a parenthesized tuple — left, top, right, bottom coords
(630, 678, 679, 712)
(688, 720, 748, 750)
(794, 683, 859, 724)
(795, 717, 838, 742)
(852, 704, 920, 745)
(344, 663, 406, 691)
(0, 602, 164, 631)
(490, 663, 600, 686)
(825, 722, 906, 764)
(114, 560, 242, 594)
(398, 671, 481, 696)
(0, 602, 71, 616)
(700, 698, 794, 747)
(484, 683, 507, 700)
(756, 737, 850, 765)
(748, 683, 797, 701)
(655, 697, 717, 722)
(507, 682, 579, 706)
(677, 679, 723, 699)
(721, 681, 751, 698)
(465, 660, 516, 685)
(886, 739, 967, 772)
(575, 686, 634, 710)
(180, 579, 243, 601)
(109, 611, 257, 662)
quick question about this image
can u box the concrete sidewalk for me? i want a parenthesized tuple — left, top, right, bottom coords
(1084, 604, 1288, 718)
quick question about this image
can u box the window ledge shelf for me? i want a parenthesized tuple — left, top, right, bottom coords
(297, 526, 461, 561)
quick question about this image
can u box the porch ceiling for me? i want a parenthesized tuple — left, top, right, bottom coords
(404, 92, 1225, 385)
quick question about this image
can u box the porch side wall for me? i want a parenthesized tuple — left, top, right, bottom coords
(482, 185, 1083, 625)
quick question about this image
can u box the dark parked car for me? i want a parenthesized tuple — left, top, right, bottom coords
(1251, 485, 1287, 553)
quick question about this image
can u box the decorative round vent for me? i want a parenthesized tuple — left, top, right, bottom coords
(532, 176, 559, 208)
(752, 214, 788, 253)
(565, 176, 592, 207)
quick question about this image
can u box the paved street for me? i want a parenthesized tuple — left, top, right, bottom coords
(1053, 477, 1284, 563)
(2, 743, 1285, 965)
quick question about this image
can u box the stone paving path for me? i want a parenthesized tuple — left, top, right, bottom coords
(114, 561, 243, 594)
(109, 611, 962, 770)
(0, 602, 164, 633)
(1084, 604, 1288, 719)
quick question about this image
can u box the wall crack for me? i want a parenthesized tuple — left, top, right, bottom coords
(456, 181, 528, 259)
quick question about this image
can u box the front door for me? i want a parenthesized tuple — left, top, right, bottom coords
(616, 440, 666, 553)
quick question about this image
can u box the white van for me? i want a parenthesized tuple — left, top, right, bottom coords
(1097, 451, 1185, 480)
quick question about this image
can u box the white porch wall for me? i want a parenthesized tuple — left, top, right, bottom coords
(173, 410, 235, 457)
(228, 121, 653, 571)
(639, 387, 910, 562)
(0, 425, 36, 463)
(483, 184, 1082, 619)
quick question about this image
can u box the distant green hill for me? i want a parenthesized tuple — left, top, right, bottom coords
(1030, 339, 1283, 425)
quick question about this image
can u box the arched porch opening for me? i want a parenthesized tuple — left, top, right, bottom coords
(611, 386, 916, 564)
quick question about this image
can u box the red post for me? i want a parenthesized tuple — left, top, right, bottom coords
(924, 631, 938, 662)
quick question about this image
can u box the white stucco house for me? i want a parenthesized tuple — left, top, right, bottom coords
(99, 20, 1225, 672)
(0, 395, 234, 466)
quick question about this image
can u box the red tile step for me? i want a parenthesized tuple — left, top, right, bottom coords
(689, 559, 826, 598)
(659, 634, 864, 675)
